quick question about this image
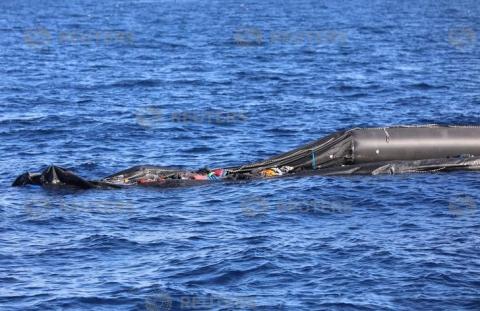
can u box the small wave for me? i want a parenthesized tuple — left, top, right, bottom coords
(343, 92, 369, 99)
(358, 25, 394, 35)
(182, 146, 215, 153)
(395, 65, 422, 72)
(21, 215, 71, 225)
(316, 301, 378, 310)
(33, 296, 133, 310)
(186, 262, 278, 285)
(239, 235, 271, 244)
(79, 234, 139, 249)
(0, 113, 46, 124)
(133, 41, 189, 49)
(110, 79, 163, 88)
(0, 276, 20, 283)
(128, 214, 187, 223)
(408, 82, 447, 90)
(328, 84, 376, 92)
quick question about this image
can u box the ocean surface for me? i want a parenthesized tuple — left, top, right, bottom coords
(1, 0, 480, 310)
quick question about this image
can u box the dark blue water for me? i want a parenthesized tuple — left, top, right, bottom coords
(1, 1, 480, 310)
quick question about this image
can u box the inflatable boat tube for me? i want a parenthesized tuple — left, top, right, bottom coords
(12, 125, 480, 189)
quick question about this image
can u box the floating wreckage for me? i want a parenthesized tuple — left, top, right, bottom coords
(13, 125, 480, 189)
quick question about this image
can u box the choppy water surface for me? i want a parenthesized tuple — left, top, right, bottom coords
(1, 0, 480, 310)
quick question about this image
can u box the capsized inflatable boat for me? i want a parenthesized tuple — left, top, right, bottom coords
(12, 125, 480, 189)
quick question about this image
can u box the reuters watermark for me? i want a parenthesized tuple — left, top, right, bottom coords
(135, 107, 248, 129)
(233, 27, 348, 46)
(24, 198, 132, 219)
(241, 197, 353, 217)
(22, 27, 133, 48)
(448, 27, 477, 51)
(145, 291, 256, 311)
(448, 194, 477, 217)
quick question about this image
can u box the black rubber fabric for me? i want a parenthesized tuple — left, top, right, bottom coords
(12, 125, 480, 189)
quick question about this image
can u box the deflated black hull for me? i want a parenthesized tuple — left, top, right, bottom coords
(13, 125, 480, 189)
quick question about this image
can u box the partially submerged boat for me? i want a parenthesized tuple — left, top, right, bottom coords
(12, 125, 480, 189)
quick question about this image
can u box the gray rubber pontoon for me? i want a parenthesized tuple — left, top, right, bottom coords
(12, 125, 480, 189)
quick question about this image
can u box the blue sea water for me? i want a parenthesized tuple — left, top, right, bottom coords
(1, 0, 480, 310)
